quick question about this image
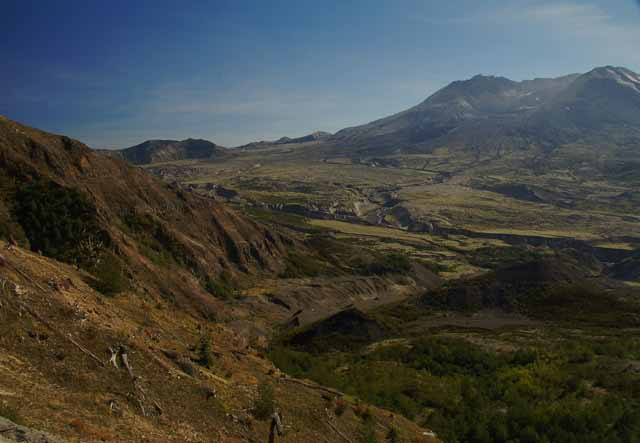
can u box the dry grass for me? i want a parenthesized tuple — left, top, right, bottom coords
(0, 241, 440, 443)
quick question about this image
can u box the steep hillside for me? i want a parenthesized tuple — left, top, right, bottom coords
(0, 116, 287, 315)
(525, 67, 640, 150)
(0, 241, 438, 443)
(114, 138, 228, 165)
(533, 67, 640, 130)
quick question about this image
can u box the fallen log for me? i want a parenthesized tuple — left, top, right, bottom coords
(11, 293, 106, 368)
(278, 377, 344, 397)
(66, 333, 106, 368)
(269, 412, 284, 443)
(152, 399, 164, 415)
(326, 420, 353, 443)
(121, 347, 135, 379)
(1, 258, 106, 367)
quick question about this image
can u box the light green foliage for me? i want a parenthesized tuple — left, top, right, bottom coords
(270, 335, 640, 443)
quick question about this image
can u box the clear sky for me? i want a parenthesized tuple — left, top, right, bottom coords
(2, 0, 640, 148)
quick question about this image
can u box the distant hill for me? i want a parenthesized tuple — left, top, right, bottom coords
(419, 255, 640, 327)
(113, 138, 228, 165)
(238, 130, 332, 150)
(274, 131, 332, 145)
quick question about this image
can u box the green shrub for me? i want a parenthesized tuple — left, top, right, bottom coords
(13, 180, 106, 263)
(386, 428, 401, 443)
(354, 253, 412, 276)
(253, 382, 275, 420)
(205, 273, 235, 299)
(123, 211, 193, 268)
(335, 398, 348, 416)
(176, 358, 197, 376)
(89, 252, 129, 296)
(196, 336, 215, 368)
(359, 416, 378, 443)
(269, 333, 640, 443)
(0, 403, 23, 425)
(279, 252, 331, 278)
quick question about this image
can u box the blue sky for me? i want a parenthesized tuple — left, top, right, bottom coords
(2, 0, 640, 148)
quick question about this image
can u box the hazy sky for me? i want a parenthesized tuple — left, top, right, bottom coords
(2, 0, 640, 148)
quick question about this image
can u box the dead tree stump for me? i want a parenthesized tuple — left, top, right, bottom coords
(269, 411, 284, 443)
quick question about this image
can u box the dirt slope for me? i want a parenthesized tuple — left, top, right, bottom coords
(0, 241, 438, 443)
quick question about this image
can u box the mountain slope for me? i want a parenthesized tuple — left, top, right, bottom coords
(329, 67, 640, 163)
(238, 131, 332, 150)
(0, 239, 438, 443)
(331, 73, 580, 154)
(528, 66, 640, 137)
(0, 116, 287, 314)
(115, 138, 228, 165)
(274, 131, 332, 145)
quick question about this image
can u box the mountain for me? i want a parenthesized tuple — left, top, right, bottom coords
(528, 66, 640, 137)
(274, 131, 332, 145)
(0, 116, 286, 313)
(114, 138, 228, 165)
(238, 131, 332, 150)
(330, 66, 640, 162)
(331, 72, 579, 153)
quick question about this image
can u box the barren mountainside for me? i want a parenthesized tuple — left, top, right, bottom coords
(0, 116, 288, 314)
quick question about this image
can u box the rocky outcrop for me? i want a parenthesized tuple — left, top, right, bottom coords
(0, 417, 67, 443)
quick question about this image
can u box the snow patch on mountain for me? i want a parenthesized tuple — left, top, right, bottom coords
(602, 68, 640, 93)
